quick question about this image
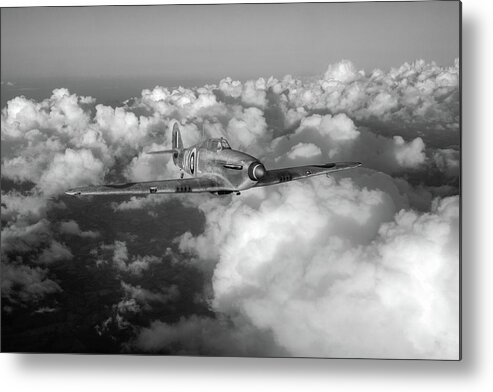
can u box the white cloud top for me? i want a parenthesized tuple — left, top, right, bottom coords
(177, 180, 459, 358)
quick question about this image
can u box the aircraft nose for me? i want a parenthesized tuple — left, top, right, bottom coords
(248, 162, 266, 181)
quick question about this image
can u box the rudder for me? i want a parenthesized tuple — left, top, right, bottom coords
(171, 121, 183, 150)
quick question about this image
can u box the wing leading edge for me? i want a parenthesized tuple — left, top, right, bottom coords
(255, 161, 362, 188)
(65, 176, 227, 196)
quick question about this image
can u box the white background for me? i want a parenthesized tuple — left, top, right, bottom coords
(0, 0, 490, 391)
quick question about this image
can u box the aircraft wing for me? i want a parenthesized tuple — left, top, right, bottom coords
(255, 161, 362, 188)
(65, 175, 228, 196)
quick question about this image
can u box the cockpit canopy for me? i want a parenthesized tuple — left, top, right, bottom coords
(207, 137, 231, 151)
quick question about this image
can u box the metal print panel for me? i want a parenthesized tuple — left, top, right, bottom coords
(0, 1, 460, 359)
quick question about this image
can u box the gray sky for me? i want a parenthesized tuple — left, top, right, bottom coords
(1, 2, 459, 85)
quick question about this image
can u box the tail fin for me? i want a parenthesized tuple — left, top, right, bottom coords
(171, 121, 183, 150)
(146, 120, 183, 156)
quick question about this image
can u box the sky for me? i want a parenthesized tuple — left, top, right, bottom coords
(1, 2, 459, 85)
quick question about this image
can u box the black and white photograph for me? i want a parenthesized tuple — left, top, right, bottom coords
(1, 1, 460, 360)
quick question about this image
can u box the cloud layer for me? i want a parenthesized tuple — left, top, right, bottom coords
(176, 181, 459, 358)
(1, 59, 459, 357)
(1, 59, 459, 198)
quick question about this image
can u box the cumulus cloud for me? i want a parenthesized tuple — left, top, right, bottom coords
(433, 148, 460, 177)
(2, 138, 66, 184)
(270, 119, 427, 177)
(111, 192, 209, 212)
(2, 89, 168, 196)
(1, 219, 52, 254)
(137, 85, 228, 120)
(133, 314, 286, 356)
(59, 220, 100, 238)
(38, 148, 105, 196)
(296, 113, 360, 142)
(176, 179, 459, 359)
(365, 91, 399, 117)
(37, 240, 73, 264)
(94, 241, 162, 276)
(1, 191, 50, 223)
(1, 88, 92, 139)
(111, 195, 167, 211)
(278, 59, 459, 128)
(0, 190, 69, 304)
(1, 58, 459, 199)
(1, 262, 62, 305)
(1, 213, 72, 266)
(393, 136, 426, 168)
(218, 77, 243, 99)
(319, 113, 360, 141)
(286, 142, 322, 160)
(324, 59, 362, 83)
(121, 281, 179, 309)
(95, 105, 141, 147)
(280, 113, 361, 159)
(226, 106, 269, 154)
(94, 280, 181, 339)
(125, 148, 180, 182)
(241, 79, 267, 108)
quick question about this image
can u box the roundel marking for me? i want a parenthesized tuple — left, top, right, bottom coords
(189, 148, 196, 174)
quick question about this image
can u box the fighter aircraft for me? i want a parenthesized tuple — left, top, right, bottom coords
(65, 120, 361, 196)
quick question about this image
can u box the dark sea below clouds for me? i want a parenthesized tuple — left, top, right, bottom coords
(1, 175, 211, 354)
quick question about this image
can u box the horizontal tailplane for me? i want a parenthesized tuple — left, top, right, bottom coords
(146, 149, 179, 155)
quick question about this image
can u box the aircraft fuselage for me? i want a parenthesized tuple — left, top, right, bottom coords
(175, 139, 266, 192)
